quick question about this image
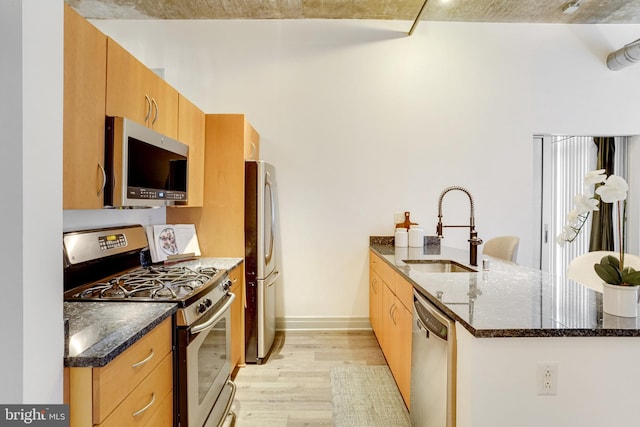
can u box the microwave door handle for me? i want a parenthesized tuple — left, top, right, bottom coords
(190, 292, 236, 335)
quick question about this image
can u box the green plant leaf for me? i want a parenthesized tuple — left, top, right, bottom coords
(622, 267, 637, 276)
(601, 255, 620, 269)
(622, 270, 640, 286)
(594, 263, 622, 285)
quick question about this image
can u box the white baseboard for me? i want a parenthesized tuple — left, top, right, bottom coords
(276, 316, 372, 331)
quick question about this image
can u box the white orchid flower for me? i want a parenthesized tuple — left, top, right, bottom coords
(595, 175, 629, 203)
(557, 171, 630, 248)
(583, 169, 607, 187)
(573, 193, 599, 214)
(566, 209, 580, 226)
(563, 224, 578, 239)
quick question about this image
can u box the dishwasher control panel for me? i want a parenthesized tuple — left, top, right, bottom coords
(415, 296, 449, 340)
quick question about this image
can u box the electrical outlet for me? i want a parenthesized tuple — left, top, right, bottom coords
(537, 363, 558, 395)
(393, 212, 404, 224)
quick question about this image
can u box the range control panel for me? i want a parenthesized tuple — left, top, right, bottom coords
(98, 233, 127, 250)
(63, 225, 149, 265)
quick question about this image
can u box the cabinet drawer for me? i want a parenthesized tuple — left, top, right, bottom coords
(370, 251, 396, 292)
(229, 263, 245, 369)
(228, 264, 242, 286)
(143, 391, 173, 427)
(93, 318, 172, 423)
(97, 353, 173, 427)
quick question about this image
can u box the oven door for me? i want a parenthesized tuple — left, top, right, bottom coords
(177, 292, 235, 427)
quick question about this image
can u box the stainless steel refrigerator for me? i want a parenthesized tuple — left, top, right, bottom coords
(245, 160, 281, 364)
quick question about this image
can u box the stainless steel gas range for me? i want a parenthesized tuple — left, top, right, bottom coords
(63, 224, 236, 427)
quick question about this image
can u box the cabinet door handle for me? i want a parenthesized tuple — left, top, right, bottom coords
(144, 94, 152, 124)
(131, 349, 155, 368)
(151, 98, 158, 125)
(97, 163, 106, 196)
(132, 393, 156, 417)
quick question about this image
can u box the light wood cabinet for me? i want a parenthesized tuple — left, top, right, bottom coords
(177, 95, 205, 207)
(382, 283, 412, 408)
(167, 114, 259, 374)
(68, 318, 173, 427)
(369, 268, 383, 340)
(369, 250, 412, 409)
(228, 263, 245, 371)
(63, 4, 107, 209)
(106, 38, 179, 139)
(167, 114, 260, 257)
(243, 119, 260, 160)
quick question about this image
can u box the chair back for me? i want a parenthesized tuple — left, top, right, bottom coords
(482, 236, 520, 262)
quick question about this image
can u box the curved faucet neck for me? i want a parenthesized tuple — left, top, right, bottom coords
(437, 186, 475, 224)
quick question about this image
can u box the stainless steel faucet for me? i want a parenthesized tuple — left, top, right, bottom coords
(436, 186, 483, 266)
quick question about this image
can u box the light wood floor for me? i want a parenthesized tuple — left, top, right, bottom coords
(231, 330, 387, 426)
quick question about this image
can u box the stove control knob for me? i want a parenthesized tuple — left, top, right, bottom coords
(204, 298, 213, 308)
(196, 302, 207, 314)
(222, 279, 232, 292)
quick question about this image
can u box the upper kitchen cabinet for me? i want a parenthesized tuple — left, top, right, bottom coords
(167, 114, 260, 257)
(177, 95, 205, 207)
(243, 119, 260, 160)
(105, 38, 179, 139)
(63, 4, 107, 210)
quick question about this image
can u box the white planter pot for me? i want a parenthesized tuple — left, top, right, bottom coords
(602, 283, 639, 317)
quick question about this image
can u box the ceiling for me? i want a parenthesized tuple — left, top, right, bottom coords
(66, 0, 640, 24)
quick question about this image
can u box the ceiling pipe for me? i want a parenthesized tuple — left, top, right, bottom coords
(606, 38, 640, 71)
(408, 0, 430, 36)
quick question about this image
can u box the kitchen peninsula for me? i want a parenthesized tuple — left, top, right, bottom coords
(370, 238, 640, 427)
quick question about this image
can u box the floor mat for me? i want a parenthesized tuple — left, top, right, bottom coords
(330, 365, 410, 427)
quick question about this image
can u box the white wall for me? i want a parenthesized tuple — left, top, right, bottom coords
(1, 0, 25, 403)
(0, 0, 64, 403)
(92, 19, 640, 324)
(63, 208, 166, 232)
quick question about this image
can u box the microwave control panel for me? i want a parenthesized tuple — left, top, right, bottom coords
(128, 187, 187, 201)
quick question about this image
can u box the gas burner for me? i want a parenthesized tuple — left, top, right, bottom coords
(72, 264, 221, 301)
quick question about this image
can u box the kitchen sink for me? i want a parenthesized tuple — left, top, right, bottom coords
(403, 259, 476, 273)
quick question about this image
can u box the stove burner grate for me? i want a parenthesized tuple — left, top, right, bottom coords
(73, 265, 220, 300)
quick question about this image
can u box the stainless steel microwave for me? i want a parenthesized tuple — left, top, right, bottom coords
(104, 116, 188, 208)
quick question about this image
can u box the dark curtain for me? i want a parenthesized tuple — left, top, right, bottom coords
(589, 137, 615, 251)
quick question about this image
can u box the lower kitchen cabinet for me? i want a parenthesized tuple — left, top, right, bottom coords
(68, 317, 173, 427)
(369, 250, 412, 409)
(228, 262, 245, 371)
(369, 268, 383, 340)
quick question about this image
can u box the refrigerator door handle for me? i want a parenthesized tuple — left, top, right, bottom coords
(265, 271, 280, 287)
(264, 171, 276, 266)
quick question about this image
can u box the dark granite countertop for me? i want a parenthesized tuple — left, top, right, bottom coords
(64, 302, 176, 367)
(370, 240, 640, 338)
(63, 257, 243, 368)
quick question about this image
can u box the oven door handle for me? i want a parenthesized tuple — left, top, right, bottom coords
(190, 292, 236, 335)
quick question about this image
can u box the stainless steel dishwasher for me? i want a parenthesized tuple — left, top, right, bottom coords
(410, 290, 457, 427)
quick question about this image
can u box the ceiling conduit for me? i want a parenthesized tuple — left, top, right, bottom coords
(606, 38, 640, 71)
(408, 0, 429, 36)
